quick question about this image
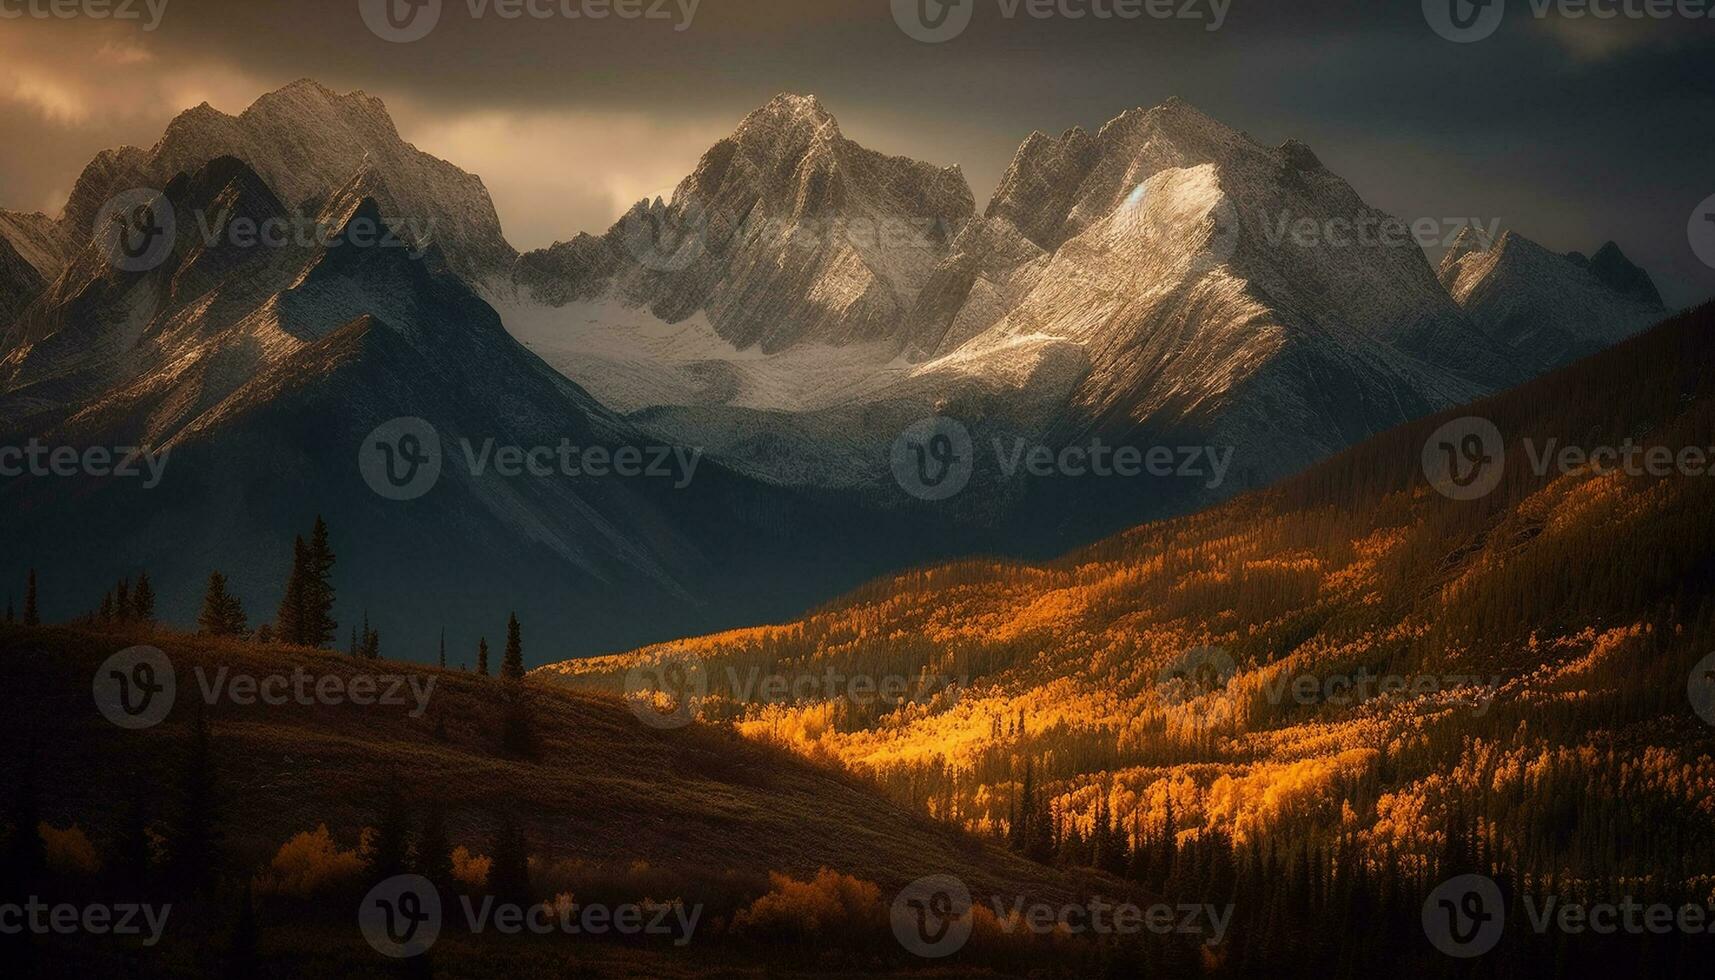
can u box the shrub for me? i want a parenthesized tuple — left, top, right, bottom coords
(39, 823, 101, 875)
(730, 868, 884, 944)
(254, 825, 364, 898)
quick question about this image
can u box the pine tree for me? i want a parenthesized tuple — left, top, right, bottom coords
(22, 569, 39, 626)
(276, 536, 307, 645)
(4, 743, 45, 895)
(198, 572, 247, 636)
(222, 878, 259, 980)
(368, 788, 412, 882)
(303, 517, 337, 647)
(166, 703, 222, 895)
(131, 572, 156, 625)
(349, 626, 358, 657)
(477, 639, 489, 677)
(98, 590, 115, 623)
(114, 578, 131, 621)
(3, 596, 12, 623)
(438, 629, 446, 670)
(111, 768, 154, 896)
(485, 812, 531, 906)
(502, 613, 524, 680)
(362, 620, 381, 660)
(416, 805, 454, 892)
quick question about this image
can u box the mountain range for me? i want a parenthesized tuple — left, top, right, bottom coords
(0, 80, 1676, 658)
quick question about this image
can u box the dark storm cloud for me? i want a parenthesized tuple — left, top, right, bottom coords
(0, 0, 1711, 303)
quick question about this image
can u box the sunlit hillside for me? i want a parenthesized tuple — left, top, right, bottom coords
(544, 303, 1715, 900)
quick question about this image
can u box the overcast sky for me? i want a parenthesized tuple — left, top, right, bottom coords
(1, 0, 1711, 305)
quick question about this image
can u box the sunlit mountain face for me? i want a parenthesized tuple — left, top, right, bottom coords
(3, 3, 1714, 978)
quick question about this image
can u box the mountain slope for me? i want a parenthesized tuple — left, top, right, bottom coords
(53, 79, 515, 284)
(510, 94, 975, 356)
(0, 156, 964, 658)
(1439, 229, 1667, 375)
(544, 304, 1715, 889)
(0, 210, 69, 337)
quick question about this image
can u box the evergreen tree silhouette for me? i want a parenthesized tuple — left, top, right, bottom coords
(368, 788, 412, 883)
(131, 571, 156, 625)
(416, 805, 454, 894)
(502, 613, 524, 680)
(304, 516, 337, 647)
(22, 570, 39, 626)
(276, 536, 308, 645)
(477, 638, 489, 677)
(222, 878, 259, 980)
(485, 812, 531, 907)
(198, 572, 248, 636)
(165, 703, 223, 895)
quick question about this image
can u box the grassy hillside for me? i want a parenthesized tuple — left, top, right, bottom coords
(0, 625, 1133, 977)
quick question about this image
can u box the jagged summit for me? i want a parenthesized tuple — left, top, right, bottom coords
(511, 91, 976, 354)
(1439, 227, 1666, 374)
(54, 80, 514, 283)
